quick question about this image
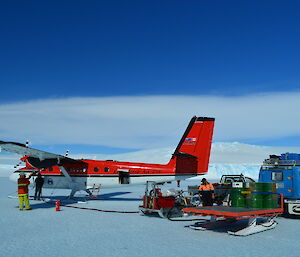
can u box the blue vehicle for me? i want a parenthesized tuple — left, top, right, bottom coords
(259, 153, 300, 215)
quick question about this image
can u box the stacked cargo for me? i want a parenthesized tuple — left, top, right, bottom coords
(230, 182, 278, 209)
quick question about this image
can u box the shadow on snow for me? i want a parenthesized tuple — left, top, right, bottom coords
(27, 191, 142, 210)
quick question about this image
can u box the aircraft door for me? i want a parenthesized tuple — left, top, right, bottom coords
(118, 169, 130, 184)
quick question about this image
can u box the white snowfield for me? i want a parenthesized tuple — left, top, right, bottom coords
(0, 178, 300, 257)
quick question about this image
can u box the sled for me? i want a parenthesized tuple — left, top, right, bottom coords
(183, 194, 284, 236)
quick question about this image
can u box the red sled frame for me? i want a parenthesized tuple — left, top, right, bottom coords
(183, 194, 284, 236)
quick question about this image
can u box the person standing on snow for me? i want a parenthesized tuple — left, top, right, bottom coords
(18, 172, 31, 210)
(34, 173, 44, 200)
(199, 178, 214, 206)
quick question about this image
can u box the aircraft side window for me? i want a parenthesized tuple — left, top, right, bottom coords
(94, 167, 99, 172)
(104, 167, 110, 172)
(49, 167, 53, 172)
(83, 168, 87, 172)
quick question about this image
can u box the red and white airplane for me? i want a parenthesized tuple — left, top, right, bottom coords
(0, 116, 215, 197)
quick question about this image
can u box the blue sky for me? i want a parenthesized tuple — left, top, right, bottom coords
(1, 1, 300, 153)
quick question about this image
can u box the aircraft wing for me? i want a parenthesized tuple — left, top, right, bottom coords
(0, 141, 84, 168)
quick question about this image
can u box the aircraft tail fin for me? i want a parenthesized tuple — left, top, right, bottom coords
(171, 116, 215, 175)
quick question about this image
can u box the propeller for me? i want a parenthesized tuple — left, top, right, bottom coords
(14, 140, 30, 169)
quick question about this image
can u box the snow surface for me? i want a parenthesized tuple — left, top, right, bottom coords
(1, 177, 300, 257)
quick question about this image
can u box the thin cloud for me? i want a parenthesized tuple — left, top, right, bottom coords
(0, 93, 299, 149)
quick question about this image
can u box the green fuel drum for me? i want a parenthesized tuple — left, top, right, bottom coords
(230, 187, 246, 208)
(247, 183, 278, 209)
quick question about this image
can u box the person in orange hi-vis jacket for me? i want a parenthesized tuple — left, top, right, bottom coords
(198, 178, 214, 206)
(18, 172, 31, 210)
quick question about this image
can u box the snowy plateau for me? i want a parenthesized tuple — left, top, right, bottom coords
(1, 142, 300, 257)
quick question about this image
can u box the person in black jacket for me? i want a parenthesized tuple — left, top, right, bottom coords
(34, 173, 44, 200)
